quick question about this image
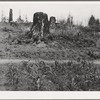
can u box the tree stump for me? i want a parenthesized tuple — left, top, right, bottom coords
(30, 12, 49, 43)
(49, 16, 56, 34)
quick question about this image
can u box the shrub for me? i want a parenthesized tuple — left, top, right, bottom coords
(2, 27, 14, 32)
(5, 62, 38, 91)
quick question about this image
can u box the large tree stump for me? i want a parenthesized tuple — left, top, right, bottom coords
(30, 12, 49, 43)
(49, 16, 56, 33)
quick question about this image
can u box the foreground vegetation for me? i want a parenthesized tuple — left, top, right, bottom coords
(3, 60, 100, 91)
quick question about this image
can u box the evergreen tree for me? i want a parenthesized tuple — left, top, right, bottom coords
(95, 19, 99, 26)
(9, 9, 13, 23)
(88, 15, 95, 26)
(71, 16, 73, 25)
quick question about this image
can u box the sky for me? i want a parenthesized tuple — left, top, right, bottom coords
(0, 1, 100, 25)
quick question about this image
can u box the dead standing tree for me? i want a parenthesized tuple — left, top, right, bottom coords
(9, 9, 13, 23)
(30, 12, 49, 43)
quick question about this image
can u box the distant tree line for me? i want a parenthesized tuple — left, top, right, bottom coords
(88, 15, 100, 31)
(1, 8, 28, 23)
(2, 8, 100, 32)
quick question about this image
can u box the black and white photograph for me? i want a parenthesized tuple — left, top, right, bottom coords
(0, 1, 100, 91)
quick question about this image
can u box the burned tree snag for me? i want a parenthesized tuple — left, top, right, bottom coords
(9, 9, 13, 23)
(30, 12, 49, 43)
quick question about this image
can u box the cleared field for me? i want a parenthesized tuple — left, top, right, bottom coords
(0, 22, 100, 91)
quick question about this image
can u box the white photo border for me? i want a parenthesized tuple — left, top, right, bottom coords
(0, 1, 100, 99)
